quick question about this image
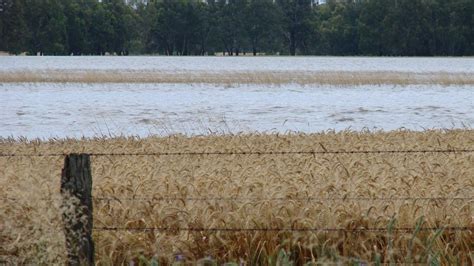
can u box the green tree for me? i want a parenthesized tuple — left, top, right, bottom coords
(0, 0, 7, 51)
(23, 0, 68, 55)
(276, 0, 313, 55)
(357, 0, 389, 55)
(1, 0, 29, 54)
(1, 0, 472, 56)
(381, 0, 433, 56)
(317, 0, 360, 55)
(88, 2, 114, 55)
(104, 0, 131, 55)
(445, 0, 473, 55)
(193, 1, 218, 55)
(216, 0, 249, 55)
(148, 0, 184, 55)
(245, 0, 283, 55)
(63, 0, 90, 55)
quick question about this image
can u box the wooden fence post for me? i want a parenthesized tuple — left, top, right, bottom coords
(61, 153, 95, 266)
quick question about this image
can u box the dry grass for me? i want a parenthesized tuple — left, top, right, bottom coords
(0, 70, 473, 85)
(1, 130, 473, 264)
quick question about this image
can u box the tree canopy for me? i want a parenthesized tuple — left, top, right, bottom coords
(0, 0, 472, 56)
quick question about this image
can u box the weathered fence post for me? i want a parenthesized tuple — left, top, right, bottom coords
(61, 153, 95, 266)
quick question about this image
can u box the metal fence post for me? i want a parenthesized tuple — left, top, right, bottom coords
(61, 153, 95, 266)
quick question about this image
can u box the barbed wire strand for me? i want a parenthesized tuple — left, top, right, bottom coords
(0, 153, 66, 157)
(94, 226, 473, 233)
(4, 196, 472, 203)
(1, 149, 474, 158)
(91, 196, 473, 202)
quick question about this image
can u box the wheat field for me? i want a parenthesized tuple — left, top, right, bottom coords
(1, 130, 473, 264)
(1, 70, 473, 86)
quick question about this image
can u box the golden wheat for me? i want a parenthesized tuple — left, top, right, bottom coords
(0, 70, 473, 86)
(1, 130, 473, 264)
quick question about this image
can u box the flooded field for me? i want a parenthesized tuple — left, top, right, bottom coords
(1, 57, 473, 264)
(1, 83, 472, 138)
(0, 56, 472, 138)
(1, 56, 473, 72)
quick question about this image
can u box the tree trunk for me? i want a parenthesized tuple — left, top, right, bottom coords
(290, 31, 296, 56)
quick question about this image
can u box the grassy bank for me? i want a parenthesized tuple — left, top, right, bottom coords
(1, 130, 473, 264)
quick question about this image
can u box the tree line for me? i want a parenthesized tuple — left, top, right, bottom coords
(0, 0, 472, 56)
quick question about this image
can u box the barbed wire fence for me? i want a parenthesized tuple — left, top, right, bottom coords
(91, 196, 473, 202)
(2, 149, 473, 264)
(1, 148, 474, 157)
(5, 196, 471, 202)
(93, 226, 472, 233)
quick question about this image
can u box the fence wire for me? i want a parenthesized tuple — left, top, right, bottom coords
(1, 149, 474, 158)
(93, 226, 473, 233)
(92, 196, 473, 202)
(5, 196, 472, 204)
(3, 150, 473, 234)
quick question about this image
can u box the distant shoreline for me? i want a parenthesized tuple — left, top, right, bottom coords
(1, 53, 473, 58)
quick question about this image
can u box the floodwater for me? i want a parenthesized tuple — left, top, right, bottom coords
(1, 56, 473, 73)
(1, 82, 472, 139)
(0, 57, 473, 139)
